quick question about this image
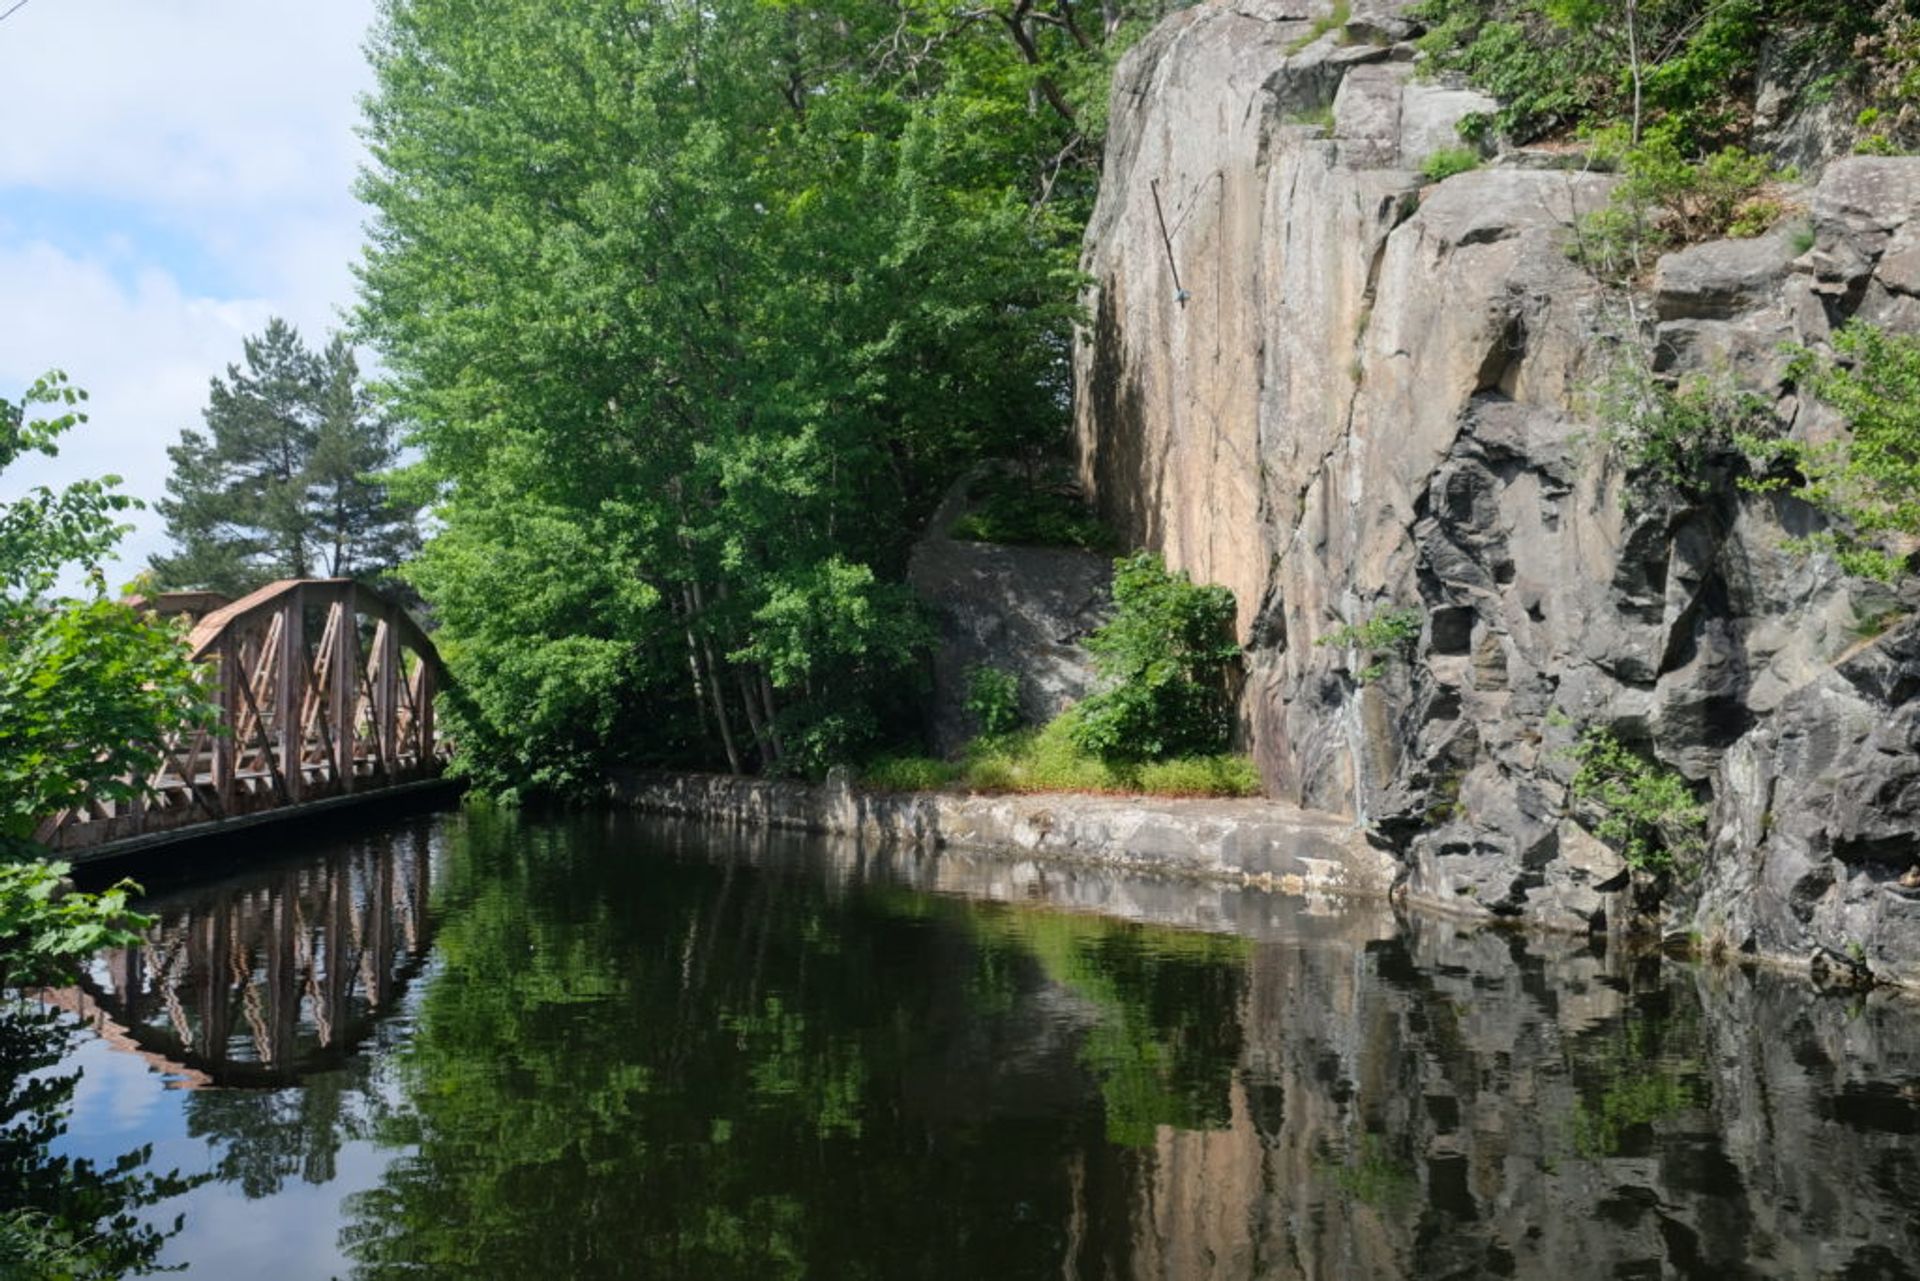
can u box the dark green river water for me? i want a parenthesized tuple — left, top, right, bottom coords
(11, 808, 1920, 1279)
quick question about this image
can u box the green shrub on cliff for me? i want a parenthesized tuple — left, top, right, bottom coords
(1411, 0, 1881, 148)
(1568, 728, 1707, 873)
(1421, 147, 1484, 183)
(1589, 361, 1775, 499)
(1570, 131, 1777, 283)
(1743, 321, 1920, 582)
(1318, 605, 1423, 684)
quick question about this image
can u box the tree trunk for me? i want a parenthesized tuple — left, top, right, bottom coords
(684, 581, 745, 774)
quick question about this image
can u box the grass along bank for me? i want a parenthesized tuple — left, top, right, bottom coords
(862, 717, 1261, 800)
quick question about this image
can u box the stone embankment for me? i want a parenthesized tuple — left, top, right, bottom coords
(609, 770, 1399, 901)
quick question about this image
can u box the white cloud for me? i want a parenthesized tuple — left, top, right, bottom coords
(0, 239, 274, 585)
(0, 0, 375, 217)
(0, 0, 381, 588)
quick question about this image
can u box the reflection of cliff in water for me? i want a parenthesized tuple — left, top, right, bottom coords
(1116, 925, 1920, 1281)
(777, 823, 1920, 1279)
(339, 815, 1920, 1281)
(52, 822, 436, 1089)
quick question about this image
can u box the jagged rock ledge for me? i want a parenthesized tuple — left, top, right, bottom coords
(608, 771, 1398, 900)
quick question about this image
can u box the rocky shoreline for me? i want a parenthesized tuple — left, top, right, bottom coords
(608, 770, 1915, 992)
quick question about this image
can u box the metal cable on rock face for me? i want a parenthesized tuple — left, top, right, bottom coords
(1150, 179, 1191, 306)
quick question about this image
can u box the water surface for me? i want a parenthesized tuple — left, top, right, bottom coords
(16, 809, 1920, 1279)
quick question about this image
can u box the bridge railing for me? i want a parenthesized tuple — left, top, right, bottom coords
(34, 579, 448, 854)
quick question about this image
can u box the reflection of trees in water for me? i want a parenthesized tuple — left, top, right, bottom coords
(0, 1003, 202, 1277)
(337, 809, 1251, 1280)
(954, 901, 1249, 1146)
(184, 1060, 383, 1200)
(39, 822, 435, 1212)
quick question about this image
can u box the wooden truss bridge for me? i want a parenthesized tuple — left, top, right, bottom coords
(35, 579, 451, 860)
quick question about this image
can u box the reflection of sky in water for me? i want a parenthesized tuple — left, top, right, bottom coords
(51, 988, 426, 1280)
(158, 1141, 391, 1279)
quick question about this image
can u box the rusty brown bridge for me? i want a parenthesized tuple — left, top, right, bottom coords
(35, 579, 452, 862)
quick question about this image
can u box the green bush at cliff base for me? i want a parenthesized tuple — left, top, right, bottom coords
(1069, 553, 1241, 762)
(963, 664, 1023, 736)
(861, 716, 1261, 799)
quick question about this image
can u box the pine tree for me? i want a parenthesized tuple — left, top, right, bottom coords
(151, 319, 418, 595)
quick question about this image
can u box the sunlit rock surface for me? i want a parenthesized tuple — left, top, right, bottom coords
(1073, 0, 1920, 984)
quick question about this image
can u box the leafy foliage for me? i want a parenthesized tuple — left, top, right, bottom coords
(947, 471, 1113, 550)
(1568, 728, 1707, 873)
(0, 861, 149, 990)
(1, 376, 211, 857)
(1317, 606, 1423, 685)
(1067, 553, 1240, 761)
(152, 318, 419, 596)
(963, 665, 1023, 736)
(0, 602, 211, 853)
(1743, 322, 1920, 582)
(1589, 362, 1775, 498)
(357, 0, 1179, 791)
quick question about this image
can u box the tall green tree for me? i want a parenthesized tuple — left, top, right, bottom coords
(357, 0, 1176, 793)
(151, 319, 419, 596)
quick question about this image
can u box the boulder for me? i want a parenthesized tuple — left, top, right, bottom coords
(907, 475, 1112, 756)
(1653, 232, 1795, 321)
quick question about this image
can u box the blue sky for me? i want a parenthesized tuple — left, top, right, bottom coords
(0, 0, 380, 588)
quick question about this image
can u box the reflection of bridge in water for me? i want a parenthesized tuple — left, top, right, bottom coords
(48, 825, 436, 1088)
(35, 579, 452, 862)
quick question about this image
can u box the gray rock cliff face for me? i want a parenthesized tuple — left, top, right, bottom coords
(1074, 0, 1920, 983)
